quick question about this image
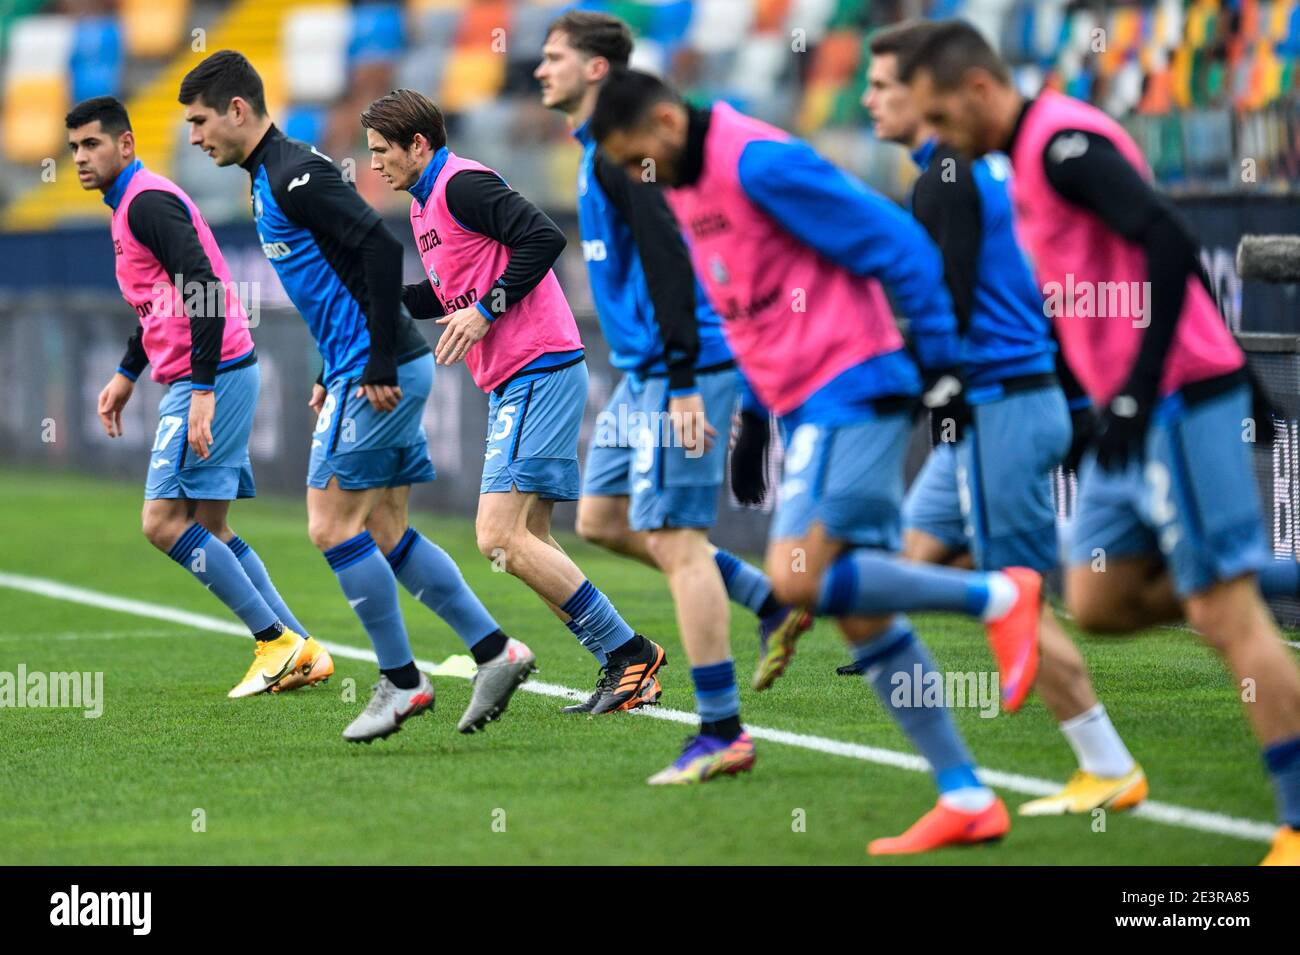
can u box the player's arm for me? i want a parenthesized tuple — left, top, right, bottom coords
(98, 325, 146, 438)
(735, 138, 961, 373)
(127, 189, 227, 457)
(275, 157, 403, 408)
(435, 170, 567, 365)
(1042, 130, 1202, 467)
(593, 151, 711, 451)
(910, 151, 981, 335)
(593, 151, 700, 394)
(401, 279, 445, 320)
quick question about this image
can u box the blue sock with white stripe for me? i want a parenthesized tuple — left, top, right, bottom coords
(692, 659, 741, 725)
(566, 618, 606, 666)
(168, 524, 279, 637)
(818, 549, 1016, 621)
(851, 616, 992, 809)
(714, 549, 783, 622)
(1259, 560, 1300, 600)
(560, 580, 634, 657)
(1264, 736, 1300, 828)
(227, 535, 307, 636)
(323, 531, 412, 670)
(386, 527, 499, 650)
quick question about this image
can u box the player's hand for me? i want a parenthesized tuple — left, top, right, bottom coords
(187, 389, 216, 460)
(730, 409, 770, 505)
(1063, 405, 1096, 473)
(1094, 392, 1151, 472)
(309, 383, 327, 417)
(435, 306, 490, 366)
(355, 382, 402, 413)
(920, 368, 969, 446)
(96, 373, 134, 438)
(669, 393, 716, 457)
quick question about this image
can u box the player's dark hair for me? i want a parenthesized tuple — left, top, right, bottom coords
(546, 10, 634, 68)
(898, 19, 1011, 89)
(867, 19, 943, 68)
(178, 49, 268, 115)
(589, 68, 681, 143)
(360, 89, 447, 152)
(65, 96, 132, 136)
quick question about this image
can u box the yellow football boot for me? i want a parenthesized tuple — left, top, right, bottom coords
(227, 630, 308, 699)
(1018, 766, 1148, 816)
(272, 637, 335, 693)
(1260, 827, 1300, 866)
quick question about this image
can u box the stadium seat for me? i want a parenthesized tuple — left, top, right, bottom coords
(70, 17, 123, 103)
(3, 74, 67, 163)
(284, 6, 351, 103)
(121, 0, 187, 58)
(439, 47, 507, 112)
(687, 0, 753, 53)
(348, 3, 404, 66)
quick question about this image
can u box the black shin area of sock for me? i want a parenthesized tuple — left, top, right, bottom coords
(382, 662, 420, 690)
(471, 630, 508, 665)
(700, 715, 742, 741)
(757, 594, 783, 619)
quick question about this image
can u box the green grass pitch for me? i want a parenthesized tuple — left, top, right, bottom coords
(0, 469, 1290, 865)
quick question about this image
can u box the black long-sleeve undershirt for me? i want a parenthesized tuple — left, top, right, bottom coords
(124, 189, 225, 386)
(403, 170, 565, 325)
(593, 151, 701, 392)
(911, 143, 981, 335)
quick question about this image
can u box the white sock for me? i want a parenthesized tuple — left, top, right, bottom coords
(939, 786, 996, 813)
(1060, 703, 1136, 778)
(980, 572, 1019, 622)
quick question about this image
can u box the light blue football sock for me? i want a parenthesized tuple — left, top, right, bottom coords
(324, 531, 412, 670)
(168, 523, 277, 636)
(227, 535, 308, 636)
(386, 527, 499, 650)
(851, 616, 987, 799)
(560, 580, 634, 656)
(819, 548, 1012, 620)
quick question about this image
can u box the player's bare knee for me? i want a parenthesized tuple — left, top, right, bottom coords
(475, 521, 514, 562)
(767, 564, 817, 609)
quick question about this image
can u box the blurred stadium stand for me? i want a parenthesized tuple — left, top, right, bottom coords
(2, 0, 1298, 231)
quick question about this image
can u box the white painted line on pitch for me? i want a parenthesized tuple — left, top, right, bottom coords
(0, 570, 1277, 844)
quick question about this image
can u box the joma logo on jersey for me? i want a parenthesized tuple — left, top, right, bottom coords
(113, 239, 123, 255)
(418, 228, 442, 253)
(134, 300, 153, 320)
(260, 241, 292, 260)
(690, 211, 730, 239)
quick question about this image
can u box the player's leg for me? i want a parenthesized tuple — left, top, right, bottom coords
(141, 362, 312, 696)
(370, 484, 535, 733)
(306, 356, 444, 741)
(960, 386, 1143, 814)
(1142, 381, 1300, 864)
(767, 520, 1009, 855)
(192, 498, 334, 693)
(779, 416, 1041, 712)
(479, 361, 664, 713)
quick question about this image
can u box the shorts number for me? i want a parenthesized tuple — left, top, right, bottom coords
(152, 415, 183, 452)
(490, 404, 517, 442)
(314, 393, 337, 434)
